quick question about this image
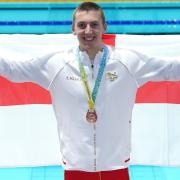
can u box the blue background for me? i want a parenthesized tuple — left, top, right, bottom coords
(0, 2, 180, 34)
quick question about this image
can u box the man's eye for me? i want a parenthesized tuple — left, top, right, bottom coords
(90, 22, 99, 28)
(78, 23, 86, 29)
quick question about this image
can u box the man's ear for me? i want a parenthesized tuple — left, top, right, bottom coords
(103, 23, 107, 34)
(72, 23, 76, 35)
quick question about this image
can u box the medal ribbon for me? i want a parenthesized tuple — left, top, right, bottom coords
(77, 46, 108, 110)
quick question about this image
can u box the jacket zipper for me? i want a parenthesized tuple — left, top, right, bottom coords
(93, 124, 97, 171)
(91, 63, 94, 79)
(90, 61, 97, 171)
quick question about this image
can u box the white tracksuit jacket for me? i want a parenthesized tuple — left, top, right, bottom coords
(0, 45, 180, 172)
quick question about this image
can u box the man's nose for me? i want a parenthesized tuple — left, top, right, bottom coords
(85, 24, 92, 33)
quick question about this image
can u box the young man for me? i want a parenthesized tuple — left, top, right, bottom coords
(1, 2, 180, 180)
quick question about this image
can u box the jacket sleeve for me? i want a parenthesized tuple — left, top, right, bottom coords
(0, 52, 60, 90)
(119, 49, 180, 87)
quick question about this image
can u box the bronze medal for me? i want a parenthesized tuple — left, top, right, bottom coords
(77, 46, 108, 124)
(86, 109, 97, 123)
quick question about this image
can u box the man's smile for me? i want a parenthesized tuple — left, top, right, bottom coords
(83, 36, 96, 41)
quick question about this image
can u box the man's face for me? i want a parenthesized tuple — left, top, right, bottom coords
(72, 10, 106, 51)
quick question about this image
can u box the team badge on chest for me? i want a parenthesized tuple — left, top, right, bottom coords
(106, 71, 118, 81)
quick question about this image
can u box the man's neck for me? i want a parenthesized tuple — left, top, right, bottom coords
(87, 49, 101, 60)
(80, 44, 104, 60)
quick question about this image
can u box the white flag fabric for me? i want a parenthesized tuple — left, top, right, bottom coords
(0, 34, 180, 167)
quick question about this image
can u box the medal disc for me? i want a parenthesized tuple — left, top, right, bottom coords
(86, 109, 97, 123)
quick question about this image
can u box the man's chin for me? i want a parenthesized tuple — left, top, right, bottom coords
(80, 44, 92, 51)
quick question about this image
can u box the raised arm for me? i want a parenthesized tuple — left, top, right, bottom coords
(118, 48, 180, 87)
(0, 52, 61, 90)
